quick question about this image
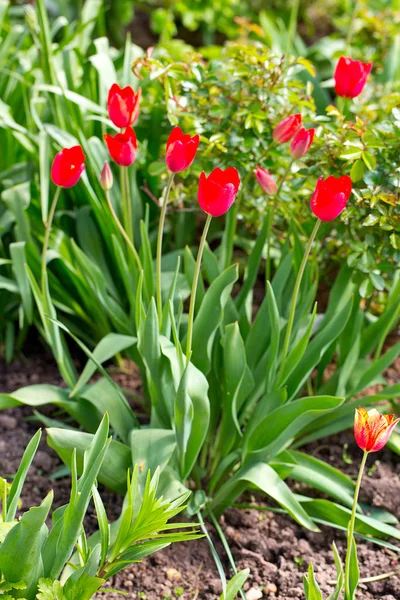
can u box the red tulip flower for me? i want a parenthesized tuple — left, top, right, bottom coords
(104, 127, 137, 167)
(51, 145, 85, 188)
(198, 167, 240, 217)
(273, 114, 302, 143)
(354, 408, 400, 453)
(255, 167, 277, 195)
(166, 126, 200, 173)
(334, 57, 372, 99)
(310, 175, 352, 222)
(107, 84, 141, 128)
(290, 127, 315, 159)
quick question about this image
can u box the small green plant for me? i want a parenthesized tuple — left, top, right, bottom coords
(303, 407, 400, 600)
(0, 415, 201, 599)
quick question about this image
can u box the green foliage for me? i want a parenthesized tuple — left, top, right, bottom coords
(0, 417, 201, 599)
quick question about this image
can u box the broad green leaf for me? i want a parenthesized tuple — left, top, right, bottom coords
(130, 428, 176, 484)
(47, 425, 130, 495)
(70, 334, 137, 398)
(0, 492, 53, 598)
(245, 396, 344, 461)
(277, 450, 355, 508)
(10, 242, 33, 324)
(211, 462, 318, 530)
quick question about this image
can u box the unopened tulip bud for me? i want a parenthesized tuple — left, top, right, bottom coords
(255, 167, 277, 195)
(100, 161, 113, 191)
(273, 113, 302, 144)
(290, 127, 315, 160)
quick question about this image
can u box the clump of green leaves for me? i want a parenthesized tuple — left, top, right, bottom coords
(0, 415, 201, 599)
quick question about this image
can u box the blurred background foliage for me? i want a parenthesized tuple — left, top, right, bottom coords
(0, 0, 399, 360)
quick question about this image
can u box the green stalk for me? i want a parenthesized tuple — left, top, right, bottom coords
(345, 450, 368, 599)
(124, 167, 134, 242)
(120, 166, 133, 243)
(41, 186, 61, 297)
(208, 509, 246, 600)
(265, 159, 294, 284)
(186, 213, 212, 365)
(286, 0, 301, 56)
(222, 172, 252, 270)
(105, 189, 142, 273)
(277, 218, 321, 381)
(345, 0, 361, 55)
(156, 172, 175, 322)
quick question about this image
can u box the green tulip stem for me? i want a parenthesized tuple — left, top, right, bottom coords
(277, 217, 321, 380)
(120, 166, 133, 243)
(265, 158, 294, 284)
(105, 189, 142, 273)
(41, 186, 61, 298)
(156, 172, 175, 322)
(345, 0, 361, 55)
(186, 213, 212, 366)
(345, 450, 368, 599)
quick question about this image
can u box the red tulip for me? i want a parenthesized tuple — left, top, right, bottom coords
(273, 114, 302, 143)
(354, 408, 400, 453)
(310, 175, 352, 222)
(107, 84, 141, 128)
(290, 127, 315, 159)
(166, 126, 200, 173)
(334, 57, 372, 99)
(51, 145, 85, 188)
(104, 127, 137, 167)
(198, 167, 240, 217)
(255, 167, 277, 195)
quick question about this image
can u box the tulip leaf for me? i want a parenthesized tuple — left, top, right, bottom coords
(70, 333, 137, 398)
(210, 462, 318, 530)
(189, 263, 238, 374)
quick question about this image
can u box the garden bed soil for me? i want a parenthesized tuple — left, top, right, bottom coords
(0, 352, 399, 600)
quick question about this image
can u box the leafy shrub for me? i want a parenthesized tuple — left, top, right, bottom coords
(0, 415, 200, 599)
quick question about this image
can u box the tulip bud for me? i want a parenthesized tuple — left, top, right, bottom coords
(290, 127, 315, 160)
(354, 408, 400, 453)
(273, 114, 302, 144)
(100, 161, 113, 191)
(254, 167, 277, 195)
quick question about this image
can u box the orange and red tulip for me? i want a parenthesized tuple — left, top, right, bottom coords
(354, 407, 400, 453)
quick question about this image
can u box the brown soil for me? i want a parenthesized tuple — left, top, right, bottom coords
(0, 353, 399, 600)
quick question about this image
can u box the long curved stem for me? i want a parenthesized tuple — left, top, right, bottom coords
(156, 172, 175, 322)
(345, 0, 361, 55)
(286, 0, 301, 56)
(277, 218, 321, 381)
(345, 450, 368, 599)
(222, 171, 252, 270)
(186, 213, 212, 365)
(105, 189, 142, 273)
(124, 167, 134, 243)
(41, 186, 61, 297)
(265, 159, 294, 284)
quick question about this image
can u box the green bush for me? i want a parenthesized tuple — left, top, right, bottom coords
(0, 415, 201, 599)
